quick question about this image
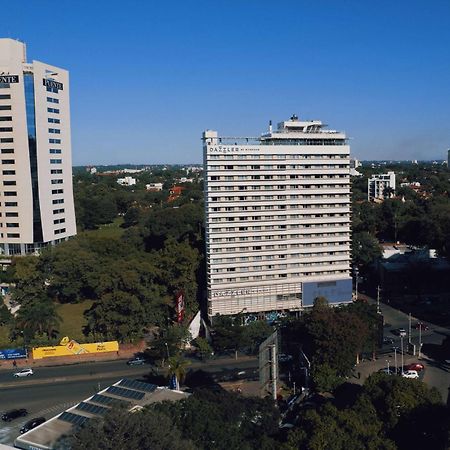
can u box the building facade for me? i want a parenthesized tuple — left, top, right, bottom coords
(0, 39, 76, 255)
(203, 116, 352, 317)
(367, 171, 396, 201)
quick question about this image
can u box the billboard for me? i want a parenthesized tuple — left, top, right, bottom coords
(0, 348, 27, 360)
(302, 279, 352, 306)
(33, 340, 118, 360)
(175, 290, 185, 323)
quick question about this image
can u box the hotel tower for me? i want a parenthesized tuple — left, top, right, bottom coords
(0, 39, 76, 255)
(203, 116, 352, 317)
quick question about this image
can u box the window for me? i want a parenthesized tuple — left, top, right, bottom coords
(46, 86, 59, 93)
(50, 159, 62, 164)
(6, 233, 19, 238)
(47, 97, 59, 104)
(52, 189, 63, 194)
(51, 179, 63, 185)
(0, 105, 11, 110)
(0, 95, 11, 100)
(47, 107, 60, 113)
(53, 208, 65, 214)
(6, 223, 19, 228)
(0, 138, 13, 143)
(49, 139, 61, 144)
(5, 202, 17, 206)
(53, 218, 65, 224)
(0, 116, 12, 121)
(5, 212, 18, 217)
(49, 149, 61, 154)
(4, 191, 16, 196)
(1, 148, 14, 153)
(2, 159, 14, 164)
(51, 169, 63, 174)
(52, 199, 64, 204)
(48, 128, 61, 134)
(0, 127, 13, 132)
(2, 170, 15, 175)
(3, 180, 16, 186)
(54, 228, 66, 234)
(48, 118, 60, 124)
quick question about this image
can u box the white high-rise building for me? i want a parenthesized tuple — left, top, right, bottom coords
(0, 39, 76, 255)
(203, 116, 352, 318)
(367, 171, 396, 201)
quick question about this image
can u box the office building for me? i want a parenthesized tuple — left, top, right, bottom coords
(367, 171, 396, 201)
(0, 39, 76, 255)
(203, 116, 352, 317)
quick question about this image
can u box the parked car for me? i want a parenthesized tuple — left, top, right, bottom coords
(13, 368, 33, 378)
(405, 362, 425, 372)
(378, 367, 396, 375)
(2, 409, 28, 422)
(414, 322, 429, 331)
(20, 417, 46, 434)
(126, 357, 146, 366)
(401, 370, 419, 379)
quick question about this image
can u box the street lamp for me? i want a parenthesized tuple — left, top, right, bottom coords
(393, 347, 398, 374)
(354, 268, 359, 300)
(400, 336, 404, 375)
(418, 325, 422, 359)
(164, 342, 170, 359)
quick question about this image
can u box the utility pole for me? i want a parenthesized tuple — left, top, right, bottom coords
(386, 360, 390, 373)
(377, 285, 381, 314)
(408, 313, 412, 344)
(271, 344, 277, 401)
(400, 336, 404, 375)
(354, 268, 359, 300)
(418, 325, 422, 359)
(393, 347, 398, 373)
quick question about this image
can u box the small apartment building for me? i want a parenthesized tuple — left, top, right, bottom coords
(203, 116, 352, 318)
(0, 39, 76, 255)
(117, 176, 136, 186)
(368, 171, 396, 201)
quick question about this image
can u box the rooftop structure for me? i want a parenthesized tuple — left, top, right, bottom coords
(14, 378, 189, 450)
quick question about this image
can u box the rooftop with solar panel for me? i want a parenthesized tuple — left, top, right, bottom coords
(14, 379, 190, 450)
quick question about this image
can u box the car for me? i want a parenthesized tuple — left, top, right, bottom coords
(126, 357, 146, 366)
(401, 370, 419, 379)
(20, 417, 46, 434)
(414, 322, 429, 331)
(391, 328, 407, 337)
(13, 368, 33, 378)
(383, 337, 394, 345)
(1, 409, 28, 422)
(278, 353, 293, 363)
(405, 362, 425, 372)
(378, 367, 396, 375)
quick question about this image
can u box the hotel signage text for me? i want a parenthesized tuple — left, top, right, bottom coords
(208, 145, 260, 153)
(212, 286, 271, 298)
(43, 79, 64, 91)
(0, 75, 19, 83)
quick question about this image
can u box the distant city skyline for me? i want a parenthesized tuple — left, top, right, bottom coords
(3, 0, 450, 165)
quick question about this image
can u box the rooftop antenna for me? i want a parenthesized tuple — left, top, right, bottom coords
(269, 120, 272, 133)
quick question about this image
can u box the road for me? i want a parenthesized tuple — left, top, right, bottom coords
(358, 295, 450, 401)
(0, 357, 258, 445)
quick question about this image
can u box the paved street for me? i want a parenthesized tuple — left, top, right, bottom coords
(0, 356, 257, 446)
(356, 295, 450, 401)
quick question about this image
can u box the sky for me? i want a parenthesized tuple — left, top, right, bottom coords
(3, 0, 450, 165)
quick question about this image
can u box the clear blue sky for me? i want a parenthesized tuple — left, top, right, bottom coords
(4, 0, 450, 165)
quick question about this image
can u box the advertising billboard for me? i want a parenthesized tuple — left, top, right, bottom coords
(32, 340, 119, 360)
(0, 348, 27, 360)
(175, 290, 185, 323)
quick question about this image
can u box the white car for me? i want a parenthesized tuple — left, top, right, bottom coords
(401, 370, 419, 379)
(13, 368, 34, 378)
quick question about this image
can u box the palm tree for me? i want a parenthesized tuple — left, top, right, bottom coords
(167, 355, 190, 390)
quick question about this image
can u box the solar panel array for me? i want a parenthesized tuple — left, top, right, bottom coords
(118, 378, 157, 393)
(106, 386, 145, 400)
(75, 402, 110, 416)
(59, 412, 90, 426)
(90, 394, 129, 406)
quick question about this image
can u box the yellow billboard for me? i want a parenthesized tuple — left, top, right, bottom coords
(33, 340, 119, 359)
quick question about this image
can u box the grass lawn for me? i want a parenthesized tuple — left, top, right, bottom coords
(56, 300, 94, 343)
(79, 217, 125, 239)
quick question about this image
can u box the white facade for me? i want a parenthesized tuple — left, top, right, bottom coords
(117, 176, 136, 186)
(203, 116, 352, 317)
(146, 182, 163, 191)
(368, 171, 396, 201)
(0, 39, 76, 255)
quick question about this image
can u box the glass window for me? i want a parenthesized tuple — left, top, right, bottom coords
(1, 149, 13, 153)
(0, 95, 11, 100)
(0, 138, 13, 143)
(0, 105, 11, 110)
(3, 180, 16, 186)
(4, 191, 17, 196)
(51, 179, 63, 184)
(5, 212, 18, 217)
(50, 159, 62, 164)
(47, 97, 59, 104)
(0, 116, 12, 121)
(2, 159, 14, 164)
(0, 127, 13, 132)
(49, 139, 61, 144)
(2, 170, 15, 175)
(5, 202, 17, 206)
(51, 169, 63, 174)
(49, 149, 61, 154)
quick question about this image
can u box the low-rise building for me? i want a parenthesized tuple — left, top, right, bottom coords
(146, 182, 163, 191)
(368, 171, 396, 201)
(117, 176, 136, 186)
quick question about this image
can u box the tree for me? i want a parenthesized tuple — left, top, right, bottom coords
(194, 337, 213, 360)
(168, 355, 190, 390)
(352, 231, 382, 272)
(66, 407, 195, 450)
